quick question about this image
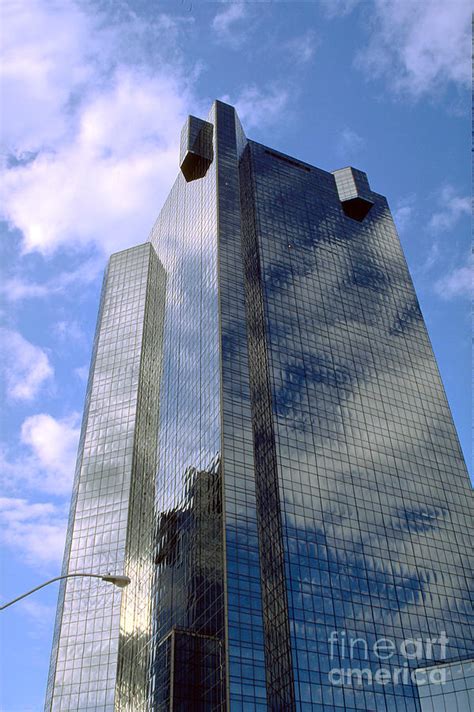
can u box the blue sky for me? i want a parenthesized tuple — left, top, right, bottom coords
(0, 1, 471, 709)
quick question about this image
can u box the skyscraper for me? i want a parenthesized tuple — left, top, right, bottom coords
(46, 101, 473, 712)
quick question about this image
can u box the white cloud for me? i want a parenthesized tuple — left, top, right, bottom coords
(356, 0, 471, 97)
(0, 0, 94, 154)
(428, 185, 470, 233)
(1, 1, 195, 257)
(0, 496, 67, 567)
(434, 257, 473, 300)
(419, 241, 441, 274)
(74, 365, 89, 382)
(1, 413, 80, 495)
(211, 3, 249, 46)
(1, 257, 104, 302)
(394, 205, 413, 232)
(21, 413, 80, 484)
(336, 127, 366, 159)
(2, 69, 189, 256)
(323, 0, 470, 98)
(1, 278, 52, 301)
(393, 194, 416, 233)
(52, 320, 85, 343)
(0, 329, 54, 401)
(322, 0, 361, 17)
(224, 84, 290, 130)
(18, 599, 57, 635)
(285, 31, 318, 65)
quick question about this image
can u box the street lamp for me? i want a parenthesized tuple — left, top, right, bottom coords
(0, 572, 131, 611)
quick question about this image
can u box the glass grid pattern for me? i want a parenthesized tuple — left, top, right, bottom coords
(148, 106, 226, 710)
(416, 659, 474, 712)
(333, 167, 372, 202)
(46, 243, 166, 712)
(115, 246, 166, 711)
(239, 141, 295, 710)
(215, 103, 268, 711)
(244, 140, 473, 711)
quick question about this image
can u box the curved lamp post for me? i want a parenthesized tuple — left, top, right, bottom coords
(0, 572, 131, 611)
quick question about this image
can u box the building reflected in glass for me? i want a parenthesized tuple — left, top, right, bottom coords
(46, 101, 473, 712)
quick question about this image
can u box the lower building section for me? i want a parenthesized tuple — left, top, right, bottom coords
(151, 459, 226, 711)
(154, 628, 224, 711)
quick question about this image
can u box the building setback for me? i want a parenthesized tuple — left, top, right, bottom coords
(46, 101, 473, 712)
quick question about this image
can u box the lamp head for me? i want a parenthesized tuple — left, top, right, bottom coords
(101, 574, 131, 588)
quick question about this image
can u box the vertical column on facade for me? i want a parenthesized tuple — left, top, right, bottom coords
(149, 110, 225, 711)
(45, 243, 166, 712)
(115, 245, 166, 711)
(214, 101, 269, 710)
(239, 143, 296, 711)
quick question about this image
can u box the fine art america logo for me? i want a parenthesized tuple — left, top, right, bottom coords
(328, 630, 449, 688)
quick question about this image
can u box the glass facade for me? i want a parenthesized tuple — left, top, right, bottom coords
(148, 107, 225, 709)
(238, 138, 473, 711)
(47, 101, 473, 711)
(415, 659, 474, 712)
(46, 243, 166, 712)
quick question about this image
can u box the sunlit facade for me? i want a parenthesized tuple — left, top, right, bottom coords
(46, 101, 473, 712)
